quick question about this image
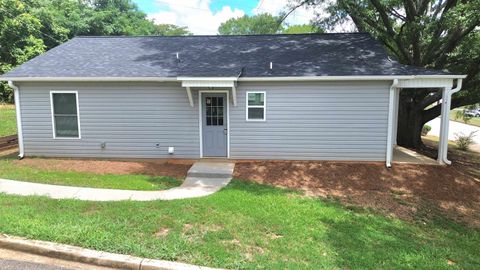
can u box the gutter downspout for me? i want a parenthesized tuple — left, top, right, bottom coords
(8, 81, 24, 159)
(441, 78, 463, 165)
(386, 79, 399, 167)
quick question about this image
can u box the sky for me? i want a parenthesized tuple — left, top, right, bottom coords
(132, 0, 318, 35)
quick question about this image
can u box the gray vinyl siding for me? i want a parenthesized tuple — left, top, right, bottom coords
(230, 81, 390, 161)
(17, 80, 390, 161)
(18, 82, 199, 158)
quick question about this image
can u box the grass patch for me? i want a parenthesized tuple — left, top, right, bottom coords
(0, 180, 478, 269)
(0, 157, 182, 190)
(0, 104, 16, 137)
(450, 109, 480, 127)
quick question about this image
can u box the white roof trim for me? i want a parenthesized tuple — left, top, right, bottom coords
(237, 75, 466, 81)
(177, 77, 238, 81)
(0, 77, 178, 82)
(1, 74, 466, 82)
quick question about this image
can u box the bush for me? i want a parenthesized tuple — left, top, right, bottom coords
(454, 131, 477, 151)
(421, 125, 431, 136)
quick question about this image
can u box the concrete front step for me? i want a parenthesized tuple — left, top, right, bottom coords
(187, 161, 235, 179)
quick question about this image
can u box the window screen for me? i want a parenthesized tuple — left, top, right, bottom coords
(246, 92, 265, 121)
(52, 93, 79, 138)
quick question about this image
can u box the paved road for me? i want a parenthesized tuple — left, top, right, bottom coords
(0, 249, 115, 270)
(0, 259, 70, 270)
(427, 118, 480, 144)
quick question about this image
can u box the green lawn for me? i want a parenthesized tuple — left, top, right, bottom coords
(450, 109, 480, 127)
(0, 104, 17, 137)
(0, 157, 182, 190)
(0, 181, 478, 269)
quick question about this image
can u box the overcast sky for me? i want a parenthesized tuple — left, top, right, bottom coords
(132, 0, 317, 35)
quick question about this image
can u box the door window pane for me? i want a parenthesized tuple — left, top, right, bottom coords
(205, 96, 224, 126)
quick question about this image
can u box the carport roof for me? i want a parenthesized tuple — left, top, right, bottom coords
(1, 33, 455, 79)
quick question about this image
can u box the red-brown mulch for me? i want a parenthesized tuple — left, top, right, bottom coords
(234, 160, 480, 227)
(14, 158, 194, 179)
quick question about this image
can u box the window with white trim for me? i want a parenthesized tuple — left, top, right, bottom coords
(246, 91, 266, 121)
(51, 92, 80, 138)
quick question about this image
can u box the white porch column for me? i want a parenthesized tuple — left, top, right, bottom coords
(385, 79, 399, 167)
(438, 87, 451, 164)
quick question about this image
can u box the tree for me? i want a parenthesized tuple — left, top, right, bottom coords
(0, 0, 192, 102)
(282, 24, 323, 34)
(0, 0, 46, 102)
(287, 0, 480, 149)
(218, 13, 283, 35)
(153, 24, 191, 36)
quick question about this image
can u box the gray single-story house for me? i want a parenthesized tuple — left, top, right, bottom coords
(1, 33, 465, 166)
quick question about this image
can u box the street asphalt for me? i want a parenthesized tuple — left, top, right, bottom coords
(0, 259, 71, 270)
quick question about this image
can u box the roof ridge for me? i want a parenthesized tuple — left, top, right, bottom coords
(73, 32, 370, 39)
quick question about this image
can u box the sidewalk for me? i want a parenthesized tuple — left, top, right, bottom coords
(0, 161, 234, 201)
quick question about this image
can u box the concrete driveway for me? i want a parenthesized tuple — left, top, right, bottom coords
(427, 118, 480, 151)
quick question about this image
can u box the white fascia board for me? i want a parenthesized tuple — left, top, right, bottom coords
(0, 77, 177, 82)
(2, 74, 466, 82)
(177, 77, 238, 81)
(237, 75, 467, 81)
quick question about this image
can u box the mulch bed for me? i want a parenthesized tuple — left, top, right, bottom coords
(14, 158, 194, 179)
(234, 160, 480, 227)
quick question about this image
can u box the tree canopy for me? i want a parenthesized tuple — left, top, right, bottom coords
(218, 13, 322, 35)
(0, 0, 191, 103)
(287, 0, 480, 148)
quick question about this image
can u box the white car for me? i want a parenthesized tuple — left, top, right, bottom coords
(465, 109, 480, 117)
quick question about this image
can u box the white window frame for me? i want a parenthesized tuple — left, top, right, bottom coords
(246, 91, 266, 121)
(50, 90, 81, 139)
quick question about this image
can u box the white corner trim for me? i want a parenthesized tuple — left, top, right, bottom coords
(49, 91, 82, 140)
(8, 81, 24, 158)
(245, 91, 266, 122)
(385, 79, 399, 168)
(198, 90, 230, 158)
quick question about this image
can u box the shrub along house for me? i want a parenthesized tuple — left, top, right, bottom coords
(1, 33, 465, 167)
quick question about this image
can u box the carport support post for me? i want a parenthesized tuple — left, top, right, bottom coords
(386, 79, 399, 167)
(438, 87, 452, 165)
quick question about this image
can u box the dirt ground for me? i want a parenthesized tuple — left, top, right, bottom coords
(13, 158, 194, 179)
(234, 159, 480, 227)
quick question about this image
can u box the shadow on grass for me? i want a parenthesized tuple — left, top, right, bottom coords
(146, 176, 183, 189)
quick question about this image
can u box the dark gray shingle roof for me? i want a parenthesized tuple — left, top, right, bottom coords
(2, 33, 450, 78)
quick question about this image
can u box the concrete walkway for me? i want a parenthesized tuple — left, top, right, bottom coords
(0, 161, 235, 201)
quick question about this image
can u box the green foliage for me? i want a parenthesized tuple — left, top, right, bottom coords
(282, 24, 323, 34)
(421, 124, 431, 136)
(0, 0, 191, 103)
(218, 13, 323, 36)
(0, 0, 46, 103)
(455, 131, 477, 151)
(219, 13, 283, 35)
(153, 24, 191, 36)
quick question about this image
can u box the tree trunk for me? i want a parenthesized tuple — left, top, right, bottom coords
(396, 94, 424, 149)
